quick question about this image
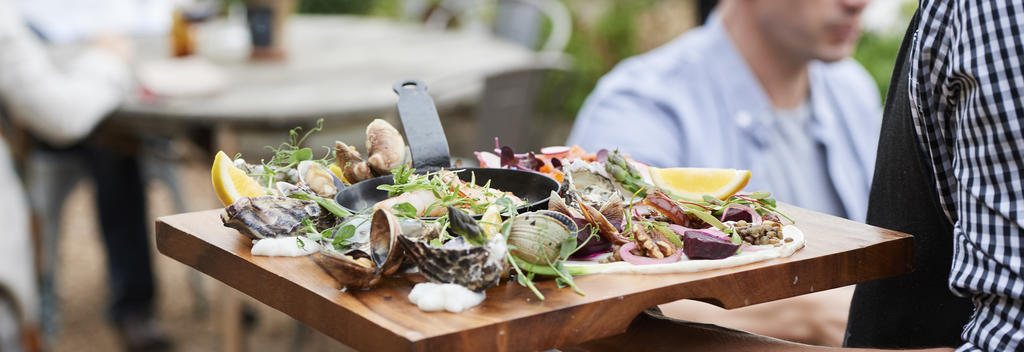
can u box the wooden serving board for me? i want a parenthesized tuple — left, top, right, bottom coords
(155, 204, 912, 351)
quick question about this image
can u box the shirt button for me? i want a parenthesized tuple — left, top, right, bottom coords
(735, 111, 753, 128)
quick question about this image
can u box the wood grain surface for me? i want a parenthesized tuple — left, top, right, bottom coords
(155, 204, 913, 351)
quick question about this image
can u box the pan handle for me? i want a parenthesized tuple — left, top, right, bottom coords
(392, 80, 452, 170)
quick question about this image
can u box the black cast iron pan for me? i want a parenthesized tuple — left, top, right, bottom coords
(334, 80, 559, 217)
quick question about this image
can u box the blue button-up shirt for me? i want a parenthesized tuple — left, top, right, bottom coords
(566, 18, 881, 222)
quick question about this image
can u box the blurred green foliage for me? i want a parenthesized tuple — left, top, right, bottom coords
(553, 1, 661, 118)
(852, 31, 905, 100)
(297, 0, 373, 14)
(852, 1, 916, 101)
(297, 0, 399, 16)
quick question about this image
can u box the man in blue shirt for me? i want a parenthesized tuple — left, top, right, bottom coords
(567, 0, 877, 345)
(568, 0, 879, 223)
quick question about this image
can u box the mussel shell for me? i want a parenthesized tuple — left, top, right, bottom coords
(579, 201, 624, 245)
(397, 236, 506, 292)
(547, 191, 582, 218)
(221, 196, 321, 240)
(508, 211, 577, 265)
(598, 201, 625, 223)
(316, 249, 381, 289)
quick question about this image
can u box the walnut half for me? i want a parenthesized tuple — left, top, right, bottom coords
(632, 225, 676, 259)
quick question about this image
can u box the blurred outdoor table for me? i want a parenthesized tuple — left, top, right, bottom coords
(48, 14, 543, 131)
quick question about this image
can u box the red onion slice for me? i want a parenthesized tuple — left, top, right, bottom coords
(540, 146, 571, 157)
(618, 242, 683, 265)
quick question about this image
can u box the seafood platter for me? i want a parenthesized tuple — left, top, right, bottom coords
(211, 81, 807, 312)
(157, 80, 911, 350)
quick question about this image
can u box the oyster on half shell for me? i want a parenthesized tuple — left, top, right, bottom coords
(552, 161, 629, 246)
(562, 160, 626, 209)
(221, 196, 321, 240)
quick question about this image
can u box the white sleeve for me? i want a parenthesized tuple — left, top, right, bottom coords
(0, 0, 131, 147)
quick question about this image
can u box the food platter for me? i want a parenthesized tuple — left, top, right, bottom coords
(180, 80, 914, 350)
(155, 203, 912, 351)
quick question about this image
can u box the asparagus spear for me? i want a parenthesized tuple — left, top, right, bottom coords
(605, 150, 653, 197)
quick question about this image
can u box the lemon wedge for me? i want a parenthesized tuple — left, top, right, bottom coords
(649, 167, 751, 201)
(479, 205, 503, 238)
(328, 163, 349, 184)
(211, 151, 267, 206)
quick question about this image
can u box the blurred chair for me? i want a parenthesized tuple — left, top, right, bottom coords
(24, 147, 84, 346)
(24, 132, 205, 347)
(403, 0, 574, 151)
(404, 0, 570, 52)
(479, 0, 572, 151)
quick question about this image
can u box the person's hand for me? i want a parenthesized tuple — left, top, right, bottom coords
(92, 34, 135, 63)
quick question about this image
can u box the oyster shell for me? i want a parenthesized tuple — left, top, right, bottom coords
(316, 208, 404, 289)
(398, 236, 507, 292)
(221, 196, 321, 240)
(398, 207, 507, 292)
(563, 160, 625, 208)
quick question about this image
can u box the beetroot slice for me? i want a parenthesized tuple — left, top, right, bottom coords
(682, 230, 740, 260)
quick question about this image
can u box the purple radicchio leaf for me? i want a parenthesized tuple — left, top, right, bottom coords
(520, 152, 542, 171)
(500, 146, 517, 168)
(551, 157, 563, 170)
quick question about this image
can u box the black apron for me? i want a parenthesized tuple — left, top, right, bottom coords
(843, 12, 974, 349)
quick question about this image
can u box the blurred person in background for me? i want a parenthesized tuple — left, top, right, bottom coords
(572, 1, 1022, 350)
(567, 0, 876, 346)
(0, 0, 172, 350)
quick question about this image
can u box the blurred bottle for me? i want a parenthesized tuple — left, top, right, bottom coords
(170, 8, 195, 57)
(245, 0, 294, 61)
(170, 1, 217, 57)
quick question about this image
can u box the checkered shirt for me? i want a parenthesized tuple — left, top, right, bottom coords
(908, 1, 1024, 351)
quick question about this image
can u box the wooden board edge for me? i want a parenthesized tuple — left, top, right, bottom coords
(407, 232, 915, 351)
(155, 219, 418, 351)
(153, 213, 916, 352)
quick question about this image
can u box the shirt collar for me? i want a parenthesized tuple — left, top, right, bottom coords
(702, 16, 838, 149)
(702, 15, 774, 148)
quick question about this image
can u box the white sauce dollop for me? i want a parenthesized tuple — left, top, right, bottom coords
(251, 237, 319, 257)
(407, 283, 486, 313)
